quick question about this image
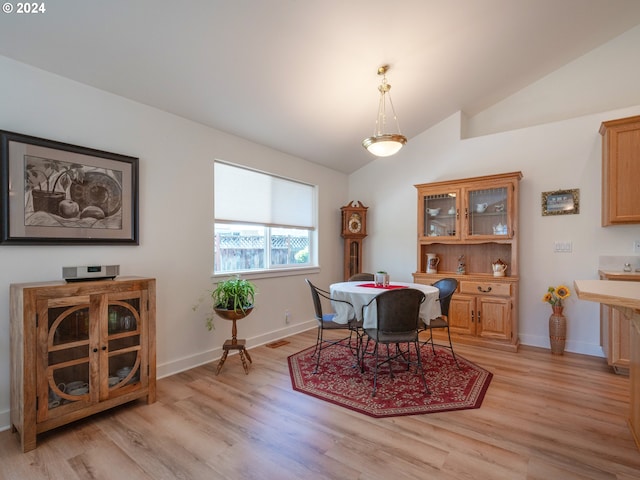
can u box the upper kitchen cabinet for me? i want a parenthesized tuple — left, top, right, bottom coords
(600, 115, 640, 226)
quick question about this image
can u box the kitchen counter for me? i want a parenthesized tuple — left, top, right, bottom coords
(575, 279, 640, 311)
(574, 279, 640, 450)
(597, 273, 640, 374)
(599, 270, 640, 281)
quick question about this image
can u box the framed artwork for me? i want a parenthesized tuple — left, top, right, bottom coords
(0, 130, 139, 245)
(541, 188, 580, 216)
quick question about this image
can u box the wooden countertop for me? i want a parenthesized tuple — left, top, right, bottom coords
(574, 279, 640, 311)
(598, 270, 640, 281)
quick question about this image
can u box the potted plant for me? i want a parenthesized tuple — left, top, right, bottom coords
(212, 276, 256, 313)
(195, 276, 257, 330)
(542, 284, 571, 355)
(375, 271, 390, 287)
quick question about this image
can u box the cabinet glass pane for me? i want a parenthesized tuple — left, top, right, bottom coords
(423, 193, 457, 237)
(50, 306, 90, 346)
(109, 351, 141, 386)
(46, 304, 91, 410)
(108, 299, 140, 335)
(468, 187, 508, 236)
(51, 364, 90, 405)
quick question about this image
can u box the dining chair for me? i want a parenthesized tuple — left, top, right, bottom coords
(361, 288, 429, 397)
(305, 279, 362, 373)
(422, 277, 461, 369)
(348, 272, 375, 281)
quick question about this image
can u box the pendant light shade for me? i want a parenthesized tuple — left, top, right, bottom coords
(362, 65, 407, 157)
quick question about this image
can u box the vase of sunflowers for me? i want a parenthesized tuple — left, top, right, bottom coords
(543, 285, 570, 355)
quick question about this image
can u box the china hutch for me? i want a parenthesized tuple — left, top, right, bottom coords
(10, 277, 156, 452)
(413, 171, 522, 351)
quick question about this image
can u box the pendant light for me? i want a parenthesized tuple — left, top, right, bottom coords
(362, 65, 407, 157)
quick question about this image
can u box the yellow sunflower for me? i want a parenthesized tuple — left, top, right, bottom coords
(556, 285, 570, 299)
(543, 285, 571, 307)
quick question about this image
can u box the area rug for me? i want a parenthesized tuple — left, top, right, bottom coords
(288, 342, 492, 418)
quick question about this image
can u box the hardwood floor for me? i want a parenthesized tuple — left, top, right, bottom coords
(2, 329, 640, 479)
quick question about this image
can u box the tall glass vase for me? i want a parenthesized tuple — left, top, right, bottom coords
(549, 305, 567, 355)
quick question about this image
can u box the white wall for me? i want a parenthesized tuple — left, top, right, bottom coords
(464, 25, 640, 137)
(348, 27, 640, 358)
(0, 56, 349, 429)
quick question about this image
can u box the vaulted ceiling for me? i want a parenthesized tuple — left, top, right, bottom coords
(2, 1, 640, 173)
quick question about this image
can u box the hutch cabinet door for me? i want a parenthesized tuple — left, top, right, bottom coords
(418, 186, 461, 240)
(463, 183, 513, 239)
(477, 296, 512, 341)
(103, 289, 150, 401)
(37, 296, 92, 422)
(448, 294, 476, 336)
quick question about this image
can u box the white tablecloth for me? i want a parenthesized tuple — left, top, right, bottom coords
(329, 281, 441, 329)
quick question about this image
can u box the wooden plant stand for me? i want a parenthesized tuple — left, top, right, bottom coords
(214, 308, 253, 375)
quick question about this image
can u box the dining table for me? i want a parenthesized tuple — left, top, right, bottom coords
(329, 281, 441, 329)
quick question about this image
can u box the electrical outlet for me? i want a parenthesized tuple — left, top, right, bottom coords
(285, 310, 290, 324)
(634, 240, 640, 253)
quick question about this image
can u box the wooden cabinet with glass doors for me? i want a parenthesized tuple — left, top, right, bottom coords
(10, 277, 156, 452)
(413, 171, 522, 351)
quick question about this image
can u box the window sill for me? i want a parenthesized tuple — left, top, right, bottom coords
(212, 266, 320, 281)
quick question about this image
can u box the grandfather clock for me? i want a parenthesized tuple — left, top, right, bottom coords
(341, 201, 368, 281)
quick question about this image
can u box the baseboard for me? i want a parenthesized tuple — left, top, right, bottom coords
(0, 408, 10, 433)
(519, 333, 605, 358)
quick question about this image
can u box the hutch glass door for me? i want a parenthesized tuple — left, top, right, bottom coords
(42, 300, 92, 421)
(107, 297, 143, 392)
(422, 190, 459, 239)
(466, 186, 509, 238)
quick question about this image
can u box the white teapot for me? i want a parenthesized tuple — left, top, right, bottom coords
(476, 203, 488, 213)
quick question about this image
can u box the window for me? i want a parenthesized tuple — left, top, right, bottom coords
(214, 161, 316, 274)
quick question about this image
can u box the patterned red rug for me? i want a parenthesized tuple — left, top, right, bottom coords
(288, 342, 492, 418)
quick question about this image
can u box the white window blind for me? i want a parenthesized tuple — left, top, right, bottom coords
(214, 162, 315, 229)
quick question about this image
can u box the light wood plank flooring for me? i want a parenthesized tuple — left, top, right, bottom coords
(2, 330, 640, 479)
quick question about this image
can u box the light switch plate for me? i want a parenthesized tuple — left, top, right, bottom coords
(554, 241, 572, 253)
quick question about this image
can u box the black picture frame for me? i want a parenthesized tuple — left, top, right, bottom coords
(0, 130, 139, 245)
(541, 188, 580, 216)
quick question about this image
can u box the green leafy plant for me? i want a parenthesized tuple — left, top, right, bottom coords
(194, 276, 257, 330)
(211, 276, 256, 312)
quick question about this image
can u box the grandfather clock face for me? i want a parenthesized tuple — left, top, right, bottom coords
(341, 201, 368, 280)
(347, 212, 362, 234)
(341, 201, 367, 238)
